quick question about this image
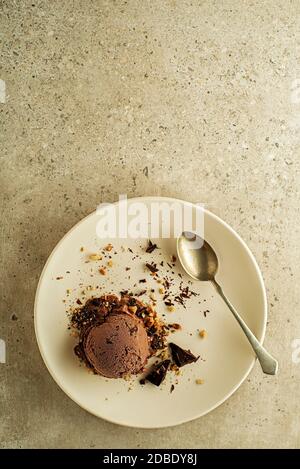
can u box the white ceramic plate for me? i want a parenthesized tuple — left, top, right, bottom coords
(34, 196, 267, 428)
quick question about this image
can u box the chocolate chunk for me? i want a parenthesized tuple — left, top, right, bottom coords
(170, 384, 175, 393)
(169, 342, 199, 367)
(145, 359, 170, 386)
(151, 334, 165, 351)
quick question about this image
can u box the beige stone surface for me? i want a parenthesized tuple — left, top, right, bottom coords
(1, 0, 300, 449)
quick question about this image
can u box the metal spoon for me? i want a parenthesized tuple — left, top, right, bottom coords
(177, 232, 278, 375)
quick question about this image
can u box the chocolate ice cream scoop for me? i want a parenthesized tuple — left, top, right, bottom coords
(83, 311, 150, 378)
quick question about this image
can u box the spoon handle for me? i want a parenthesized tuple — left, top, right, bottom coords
(212, 280, 278, 375)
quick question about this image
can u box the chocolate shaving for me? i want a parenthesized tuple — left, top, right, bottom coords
(146, 239, 158, 253)
(168, 323, 181, 331)
(135, 289, 147, 297)
(146, 262, 159, 273)
(174, 295, 184, 306)
(164, 300, 174, 307)
(169, 342, 199, 367)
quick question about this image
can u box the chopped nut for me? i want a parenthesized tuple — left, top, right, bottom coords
(66, 289, 72, 294)
(99, 267, 106, 275)
(128, 306, 137, 314)
(150, 293, 157, 302)
(104, 243, 113, 252)
(196, 378, 204, 385)
(158, 348, 169, 360)
(89, 253, 102, 261)
(158, 287, 165, 295)
(168, 305, 175, 312)
(107, 260, 113, 267)
(170, 363, 179, 372)
(199, 329, 207, 338)
(80, 246, 84, 252)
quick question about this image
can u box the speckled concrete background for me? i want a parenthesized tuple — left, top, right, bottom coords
(1, 0, 300, 449)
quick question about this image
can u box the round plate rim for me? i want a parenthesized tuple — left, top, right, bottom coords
(34, 196, 267, 428)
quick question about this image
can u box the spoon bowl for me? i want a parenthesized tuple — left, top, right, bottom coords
(177, 231, 278, 375)
(177, 232, 218, 281)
